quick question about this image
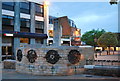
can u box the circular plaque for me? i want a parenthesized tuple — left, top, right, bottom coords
(44, 50, 61, 64)
(68, 50, 81, 64)
(27, 50, 37, 63)
(17, 49, 23, 62)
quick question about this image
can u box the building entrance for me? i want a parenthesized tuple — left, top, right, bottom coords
(2, 44, 13, 61)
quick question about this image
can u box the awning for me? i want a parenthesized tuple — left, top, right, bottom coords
(2, 31, 48, 39)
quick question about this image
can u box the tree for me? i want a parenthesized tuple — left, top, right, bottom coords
(81, 29, 106, 46)
(97, 32, 118, 55)
(116, 33, 120, 46)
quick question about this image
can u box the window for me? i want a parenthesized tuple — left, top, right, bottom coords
(2, 2, 14, 11)
(35, 21, 44, 29)
(20, 38, 29, 44)
(3, 2, 14, 6)
(35, 4, 43, 13)
(20, 2, 30, 14)
(68, 20, 71, 26)
(20, 2, 30, 9)
(35, 4, 44, 17)
(49, 18, 53, 24)
(35, 4, 41, 13)
(2, 15, 14, 26)
(21, 18, 30, 27)
(35, 39, 43, 44)
(2, 15, 14, 19)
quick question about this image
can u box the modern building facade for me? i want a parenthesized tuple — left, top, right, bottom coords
(0, 1, 81, 60)
(1, 1, 48, 60)
(48, 16, 81, 46)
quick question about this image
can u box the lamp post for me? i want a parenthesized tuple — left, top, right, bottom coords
(44, 1, 49, 45)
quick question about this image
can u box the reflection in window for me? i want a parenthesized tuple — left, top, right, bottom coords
(20, 18, 30, 27)
(20, 2, 30, 9)
(35, 4, 43, 17)
(2, 15, 14, 19)
(20, 2, 30, 14)
(2, 15, 14, 26)
(3, 2, 14, 6)
(35, 21, 44, 29)
(2, 2, 14, 11)
(20, 38, 29, 44)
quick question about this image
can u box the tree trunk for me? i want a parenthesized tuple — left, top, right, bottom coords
(113, 47, 115, 55)
(107, 50, 108, 55)
(108, 47, 110, 55)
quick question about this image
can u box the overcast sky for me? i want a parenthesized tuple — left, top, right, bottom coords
(49, 2, 118, 35)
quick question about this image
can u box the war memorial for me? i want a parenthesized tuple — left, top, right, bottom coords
(15, 17, 94, 75)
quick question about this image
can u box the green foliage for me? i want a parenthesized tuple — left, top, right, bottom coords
(97, 32, 118, 48)
(81, 29, 106, 46)
(116, 33, 120, 46)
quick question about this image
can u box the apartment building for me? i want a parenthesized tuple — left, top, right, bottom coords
(0, 1, 48, 60)
(48, 16, 81, 46)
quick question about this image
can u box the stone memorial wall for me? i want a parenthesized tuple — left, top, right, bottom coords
(16, 45, 94, 75)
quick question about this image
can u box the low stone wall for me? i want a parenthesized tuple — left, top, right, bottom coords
(16, 45, 94, 75)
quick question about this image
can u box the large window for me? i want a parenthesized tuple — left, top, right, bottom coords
(20, 2, 30, 14)
(35, 21, 44, 29)
(3, 2, 14, 6)
(2, 15, 14, 26)
(20, 2, 30, 9)
(20, 38, 29, 44)
(2, 2, 14, 11)
(35, 39, 43, 44)
(35, 4, 44, 17)
(20, 18, 30, 27)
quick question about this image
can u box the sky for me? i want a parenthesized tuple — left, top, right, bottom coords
(49, 2, 118, 35)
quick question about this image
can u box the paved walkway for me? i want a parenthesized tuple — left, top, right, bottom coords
(2, 69, 120, 79)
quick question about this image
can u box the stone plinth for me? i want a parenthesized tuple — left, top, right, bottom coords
(16, 45, 94, 75)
